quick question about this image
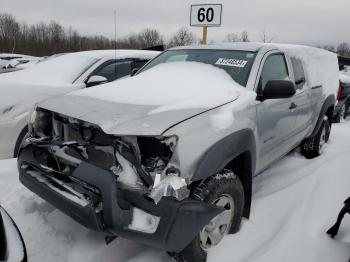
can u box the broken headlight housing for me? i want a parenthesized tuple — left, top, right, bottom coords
(28, 106, 52, 137)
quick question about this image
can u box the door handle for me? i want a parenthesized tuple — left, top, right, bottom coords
(289, 102, 298, 110)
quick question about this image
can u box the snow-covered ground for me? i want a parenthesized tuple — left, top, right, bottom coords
(1, 122, 350, 262)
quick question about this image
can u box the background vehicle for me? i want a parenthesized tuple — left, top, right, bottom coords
(0, 49, 159, 159)
(0, 53, 40, 70)
(18, 43, 338, 261)
(0, 206, 27, 262)
(333, 73, 350, 122)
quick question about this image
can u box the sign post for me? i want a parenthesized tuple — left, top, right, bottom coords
(190, 4, 222, 45)
(202, 26, 208, 45)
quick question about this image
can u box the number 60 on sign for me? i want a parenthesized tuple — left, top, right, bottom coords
(190, 4, 222, 27)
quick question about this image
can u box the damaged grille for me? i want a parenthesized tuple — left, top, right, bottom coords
(29, 108, 175, 190)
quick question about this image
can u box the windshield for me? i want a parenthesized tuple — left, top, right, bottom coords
(140, 49, 256, 86)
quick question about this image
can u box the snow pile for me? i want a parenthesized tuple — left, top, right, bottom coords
(128, 208, 160, 234)
(0, 124, 350, 262)
(72, 62, 243, 110)
(276, 44, 339, 98)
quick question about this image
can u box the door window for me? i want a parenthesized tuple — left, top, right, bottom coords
(260, 54, 289, 90)
(93, 61, 132, 82)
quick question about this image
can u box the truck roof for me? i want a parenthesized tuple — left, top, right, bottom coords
(170, 42, 277, 52)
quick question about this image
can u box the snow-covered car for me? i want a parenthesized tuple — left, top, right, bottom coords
(0, 206, 27, 262)
(18, 43, 338, 261)
(0, 68, 22, 74)
(333, 73, 350, 122)
(0, 54, 39, 70)
(0, 49, 159, 159)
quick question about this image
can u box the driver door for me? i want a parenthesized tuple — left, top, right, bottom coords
(256, 52, 297, 171)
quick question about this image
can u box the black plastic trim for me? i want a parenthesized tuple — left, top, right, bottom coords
(310, 95, 335, 136)
(192, 129, 256, 182)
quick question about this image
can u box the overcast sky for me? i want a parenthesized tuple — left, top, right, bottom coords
(2, 0, 349, 46)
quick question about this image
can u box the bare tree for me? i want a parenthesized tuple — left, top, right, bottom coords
(337, 42, 350, 57)
(225, 33, 240, 43)
(137, 28, 164, 49)
(260, 29, 274, 43)
(322, 45, 336, 53)
(224, 31, 250, 43)
(241, 31, 249, 42)
(0, 13, 20, 53)
(167, 27, 195, 48)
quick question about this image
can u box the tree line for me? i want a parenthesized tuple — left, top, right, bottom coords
(0, 13, 198, 56)
(1, 13, 349, 57)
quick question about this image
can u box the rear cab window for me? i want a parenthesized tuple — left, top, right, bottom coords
(291, 58, 306, 89)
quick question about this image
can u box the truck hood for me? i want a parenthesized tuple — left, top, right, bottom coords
(0, 83, 82, 120)
(39, 62, 244, 135)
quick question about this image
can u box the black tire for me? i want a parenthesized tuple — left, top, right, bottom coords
(170, 170, 244, 262)
(14, 127, 28, 158)
(301, 118, 330, 159)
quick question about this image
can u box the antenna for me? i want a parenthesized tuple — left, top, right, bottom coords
(114, 9, 117, 73)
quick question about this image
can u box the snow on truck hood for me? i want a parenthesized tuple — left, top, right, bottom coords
(39, 62, 244, 135)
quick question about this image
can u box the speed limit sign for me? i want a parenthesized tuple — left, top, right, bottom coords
(190, 4, 222, 27)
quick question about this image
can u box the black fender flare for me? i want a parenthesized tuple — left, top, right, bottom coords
(191, 129, 256, 218)
(191, 129, 256, 182)
(311, 95, 335, 137)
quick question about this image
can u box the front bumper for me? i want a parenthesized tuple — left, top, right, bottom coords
(18, 141, 223, 252)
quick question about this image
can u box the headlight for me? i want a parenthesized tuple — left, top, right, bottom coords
(28, 105, 38, 135)
(161, 135, 178, 152)
(28, 106, 52, 137)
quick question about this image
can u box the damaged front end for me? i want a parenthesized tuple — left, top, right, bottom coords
(18, 107, 223, 252)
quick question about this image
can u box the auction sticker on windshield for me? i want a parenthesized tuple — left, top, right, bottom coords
(215, 58, 248, 68)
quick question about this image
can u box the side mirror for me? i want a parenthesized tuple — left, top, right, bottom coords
(86, 75, 108, 87)
(260, 80, 296, 100)
(131, 68, 140, 77)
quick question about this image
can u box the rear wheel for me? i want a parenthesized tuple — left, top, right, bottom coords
(170, 170, 244, 262)
(301, 118, 330, 159)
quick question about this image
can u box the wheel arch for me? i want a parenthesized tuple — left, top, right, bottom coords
(13, 125, 28, 158)
(311, 95, 335, 136)
(191, 129, 256, 218)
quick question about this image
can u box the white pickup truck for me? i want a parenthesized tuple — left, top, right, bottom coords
(18, 43, 339, 262)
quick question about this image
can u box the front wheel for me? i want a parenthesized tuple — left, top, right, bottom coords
(170, 170, 244, 262)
